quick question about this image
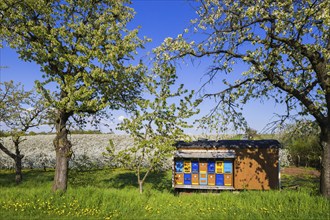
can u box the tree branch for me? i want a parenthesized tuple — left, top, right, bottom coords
(0, 142, 16, 159)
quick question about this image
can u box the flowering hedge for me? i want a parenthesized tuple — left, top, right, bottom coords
(0, 134, 291, 169)
(0, 134, 133, 170)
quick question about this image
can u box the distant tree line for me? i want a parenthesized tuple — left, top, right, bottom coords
(279, 121, 322, 169)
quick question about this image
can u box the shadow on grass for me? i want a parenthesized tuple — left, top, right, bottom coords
(101, 170, 172, 192)
(281, 174, 319, 194)
(282, 174, 319, 186)
(0, 169, 54, 187)
(66, 168, 173, 192)
(0, 171, 16, 187)
(1, 168, 320, 194)
(0, 168, 172, 192)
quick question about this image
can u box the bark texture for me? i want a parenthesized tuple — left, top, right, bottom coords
(139, 181, 143, 194)
(320, 127, 330, 198)
(52, 112, 72, 192)
(14, 141, 23, 184)
(15, 155, 23, 184)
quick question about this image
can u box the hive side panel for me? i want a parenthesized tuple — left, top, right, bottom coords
(234, 148, 279, 190)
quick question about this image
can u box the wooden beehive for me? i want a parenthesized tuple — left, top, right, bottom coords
(173, 140, 281, 191)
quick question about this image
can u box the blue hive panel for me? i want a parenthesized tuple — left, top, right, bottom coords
(208, 161, 215, 173)
(216, 174, 224, 186)
(224, 160, 233, 173)
(184, 173, 192, 185)
(191, 161, 199, 173)
(175, 160, 183, 173)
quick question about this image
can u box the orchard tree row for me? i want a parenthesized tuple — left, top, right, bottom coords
(1, 0, 329, 198)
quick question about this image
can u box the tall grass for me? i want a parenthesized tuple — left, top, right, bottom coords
(0, 169, 329, 219)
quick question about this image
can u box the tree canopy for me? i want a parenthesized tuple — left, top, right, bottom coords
(0, 0, 147, 192)
(155, 0, 330, 197)
(155, 0, 329, 132)
(0, 81, 48, 135)
(1, 0, 146, 115)
(104, 63, 199, 194)
(0, 80, 48, 183)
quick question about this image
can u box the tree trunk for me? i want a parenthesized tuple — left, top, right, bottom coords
(52, 111, 72, 192)
(137, 168, 143, 194)
(0, 142, 24, 184)
(14, 142, 23, 184)
(139, 180, 143, 194)
(15, 155, 23, 184)
(297, 155, 300, 167)
(138, 170, 151, 194)
(320, 127, 330, 198)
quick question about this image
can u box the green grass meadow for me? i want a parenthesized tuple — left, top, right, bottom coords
(0, 168, 329, 219)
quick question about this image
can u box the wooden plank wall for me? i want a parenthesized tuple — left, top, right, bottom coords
(173, 147, 279, 190)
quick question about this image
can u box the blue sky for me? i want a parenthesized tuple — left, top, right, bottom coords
(0, 0, 285, 134)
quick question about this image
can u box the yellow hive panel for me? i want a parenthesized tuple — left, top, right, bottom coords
(216, 161, 224, 173)
(184, 161, 191, 173)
